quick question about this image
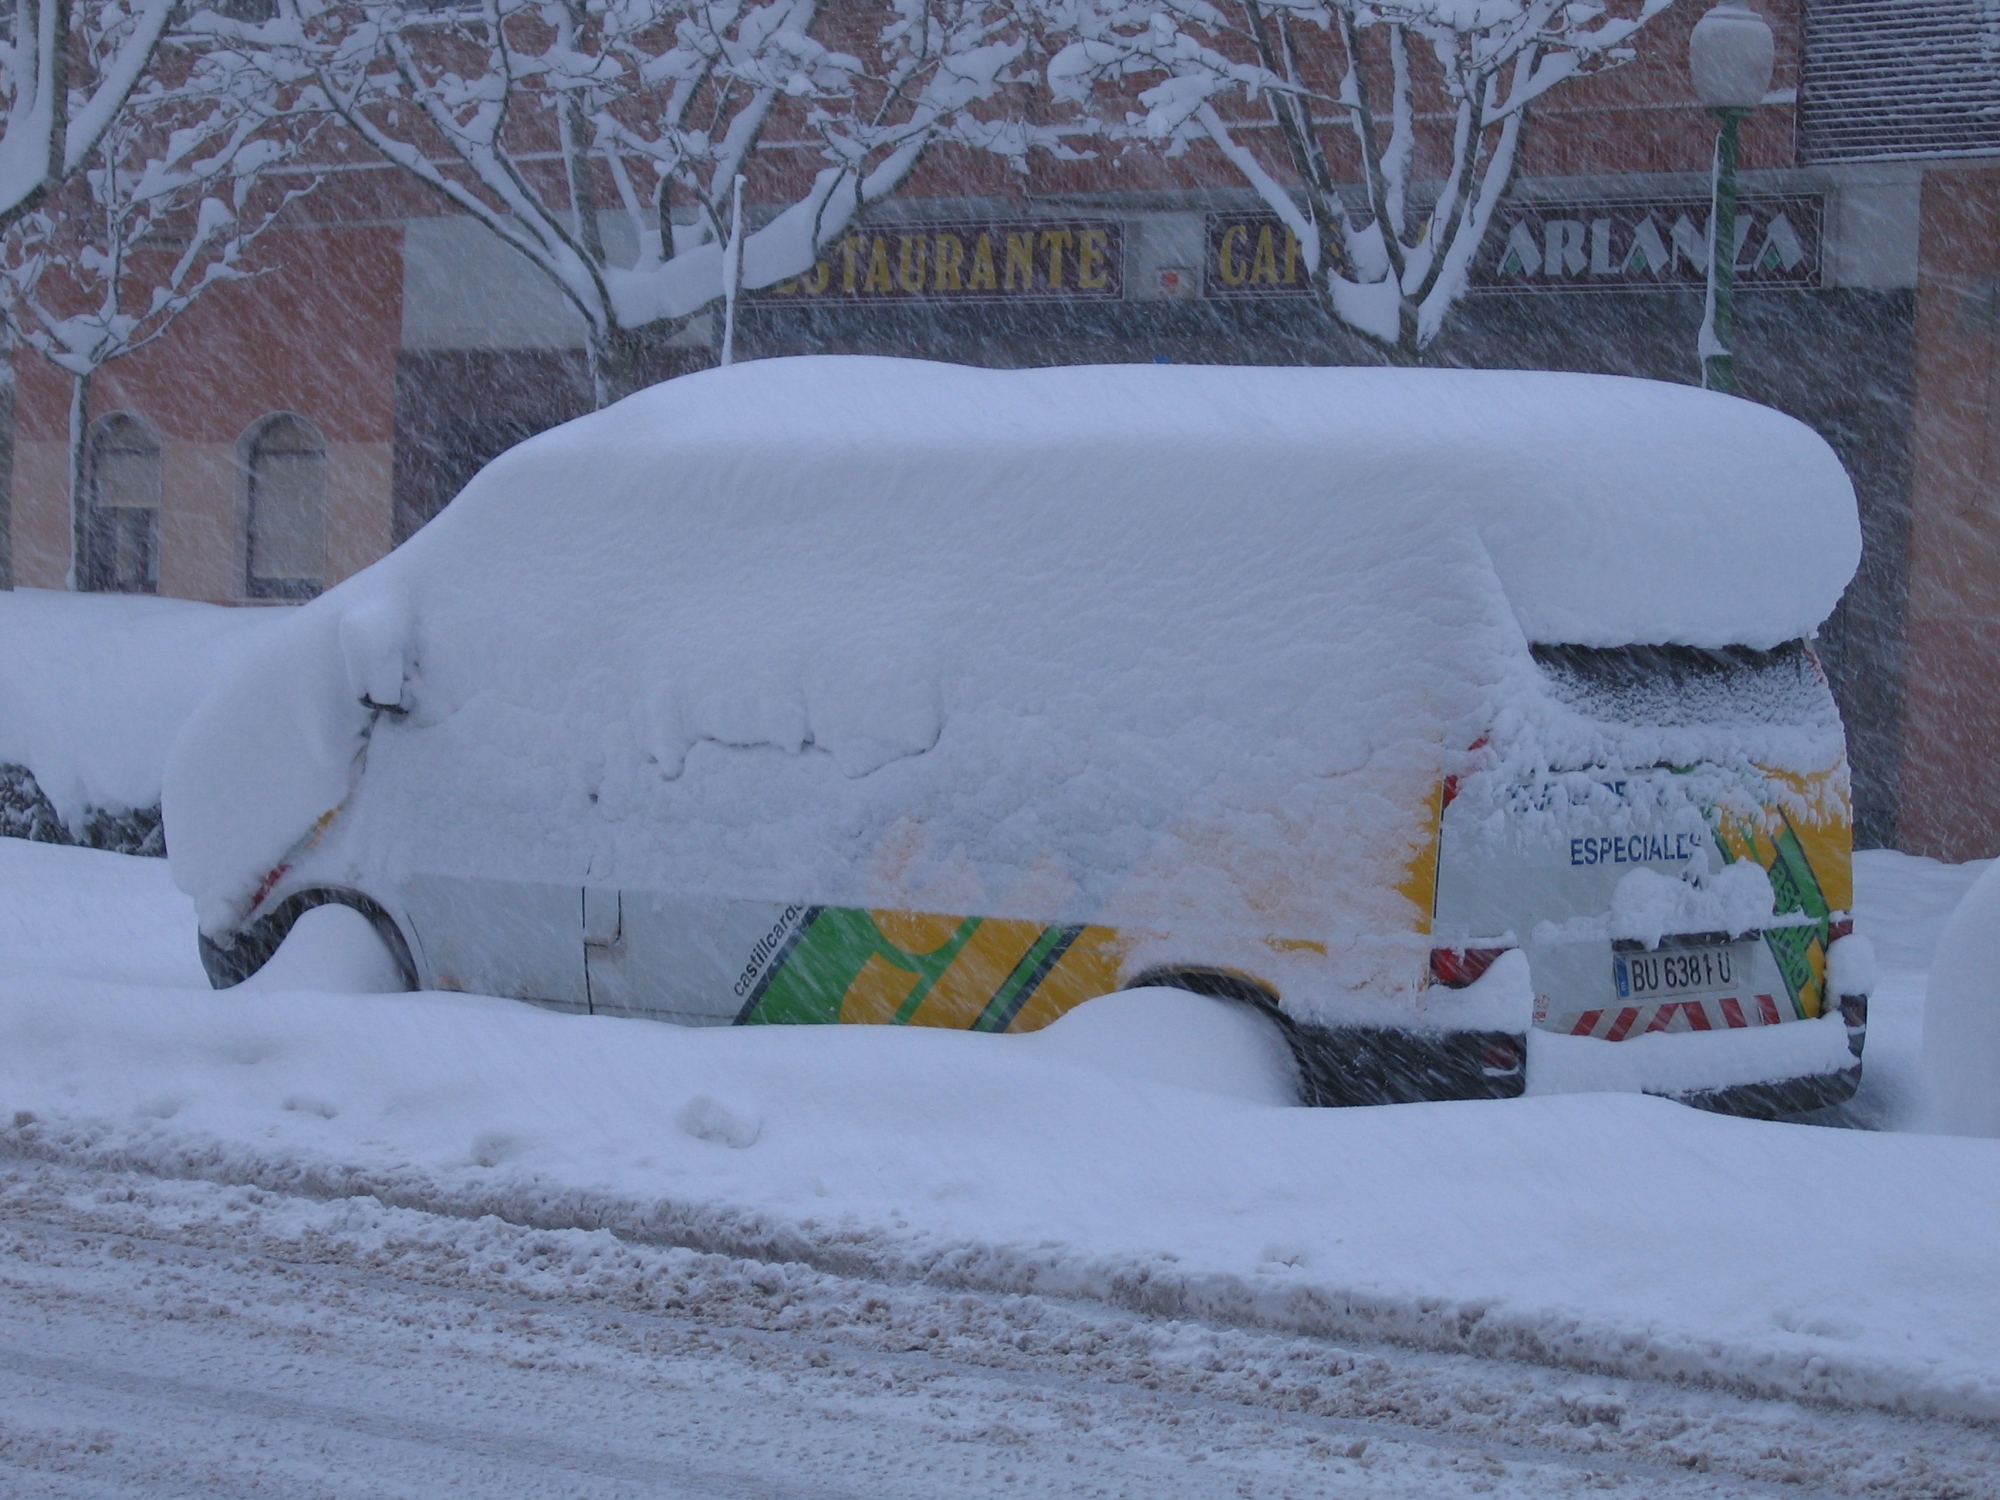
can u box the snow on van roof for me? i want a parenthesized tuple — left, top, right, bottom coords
(537, 357, 1856, 651)
(163, 358, 1858, 1017)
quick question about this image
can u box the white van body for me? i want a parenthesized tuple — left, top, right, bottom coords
(164, 358, 1866, 1110)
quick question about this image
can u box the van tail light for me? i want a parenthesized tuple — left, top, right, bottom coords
(1827, 916, 1854, 943)
(1480, 1037, 1525, 1076)
(1430, 946, 1511, 988)
(1440, 735, 1492, 811)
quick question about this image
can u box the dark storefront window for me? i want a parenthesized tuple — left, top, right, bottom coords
(84, 413, 160, 595)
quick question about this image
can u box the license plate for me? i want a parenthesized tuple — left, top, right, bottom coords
(1613, 937, 1758, 1001)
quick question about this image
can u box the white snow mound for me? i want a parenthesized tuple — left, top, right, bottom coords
(240, 903, 409, 995)
(1023, 988, 1298, 1104)
(13, 837, 2000, 1420)
(1921, 860, 2000, 1137)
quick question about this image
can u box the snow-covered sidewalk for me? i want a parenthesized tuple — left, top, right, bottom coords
(3, 836, 1998, 1425)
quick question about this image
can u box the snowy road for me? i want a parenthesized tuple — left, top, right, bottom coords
(4, 1159, 1997, 1500)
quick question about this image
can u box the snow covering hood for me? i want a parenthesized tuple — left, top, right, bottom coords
(163, 359, 1859, 985)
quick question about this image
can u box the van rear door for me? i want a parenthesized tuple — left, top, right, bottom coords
(1432, 641, 1850, 1040)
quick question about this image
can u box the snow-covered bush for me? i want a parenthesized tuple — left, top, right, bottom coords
(0, 590, 283, 853)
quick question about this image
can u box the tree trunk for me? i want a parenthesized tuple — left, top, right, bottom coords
(588, 321, 716, 409)
(1391, 299, 1424, 365)
(65, 368, 89, 591)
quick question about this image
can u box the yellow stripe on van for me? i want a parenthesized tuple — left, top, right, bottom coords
(1396, 777, 1444, 935)
(999, 925, 1125, 1033)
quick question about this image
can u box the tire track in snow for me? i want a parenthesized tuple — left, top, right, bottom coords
(1, 1161, 1993, 1499)
(7, 1112, 1985, 1427)
(0, 1344, 861, 1500)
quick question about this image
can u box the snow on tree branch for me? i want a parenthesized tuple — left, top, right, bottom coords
(0, 0, 180, 231)
(1040, 0, 1676, 354)
(202, 0, 1081, 404)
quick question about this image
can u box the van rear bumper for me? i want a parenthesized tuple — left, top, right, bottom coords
(1282, 996, 1866, 1113)
(1673, 993, 1867, 1117)
(1285, 1024, 1530, 1107)
(1673, 1063, 1861, 1118)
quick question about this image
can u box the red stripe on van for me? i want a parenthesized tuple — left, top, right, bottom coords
(1572, 1010, 1604, 1036)
(1644, 1003, 1678, 1033)
(1684, 999, 1713, 1030)
(1720, 996, 1748, 1028)
(1605, 1007, 1642, 1042)
(249, 862, 290, 912)
(1757, 993, 1783, 1026)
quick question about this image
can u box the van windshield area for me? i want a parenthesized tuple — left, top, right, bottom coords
(1530, 641, 1837, 729)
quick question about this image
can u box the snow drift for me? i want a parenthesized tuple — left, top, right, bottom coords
(1921, 859, 2000, 1137)
(164, 359, 1860, 1021)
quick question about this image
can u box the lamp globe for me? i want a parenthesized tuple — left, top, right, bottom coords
(1689, 0, 1775, 111)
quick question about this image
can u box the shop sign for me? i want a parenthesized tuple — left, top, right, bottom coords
(762, 220, 1123, 303)
(1201, 196, 1821, 298)
(1472, 196, 1822, 292)
(1204, 215, 1315, 298)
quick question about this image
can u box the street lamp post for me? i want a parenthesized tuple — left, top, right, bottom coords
(1688, 0, 1774, 394)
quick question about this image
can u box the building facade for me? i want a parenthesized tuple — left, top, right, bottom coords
(1, 0, 1997, 858)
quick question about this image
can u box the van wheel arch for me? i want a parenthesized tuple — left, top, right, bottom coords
(199, 888, 418, 992)
(1121, 965, 1529, 1108)
(1122, 965, 1309, 1101)
(1123, 965, 1285, 1015)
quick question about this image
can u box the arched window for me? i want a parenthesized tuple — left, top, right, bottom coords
(245, 415, 327, 600)
(85, 413, 161, 594)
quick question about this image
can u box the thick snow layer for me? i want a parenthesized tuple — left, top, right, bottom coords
(1527, 1012, 1854, 1099)
(164, 360, 1859, 1025)
(9, 835, 2000, 1422)
(0, 589, 281, 828)
(0, 836, 208, 988)
(1828, 933, 1876, 1002)
(1607, 862, 1775, 949)
(1920, 860, 2000, 1138)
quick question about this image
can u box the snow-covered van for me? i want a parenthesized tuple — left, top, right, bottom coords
(165, 358, 1870, 1113)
